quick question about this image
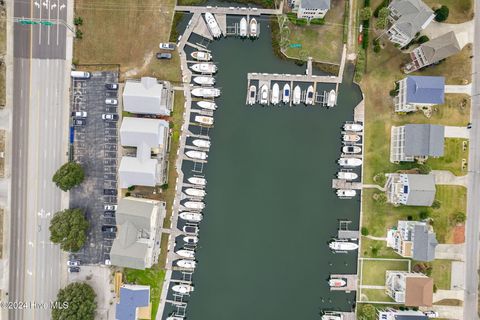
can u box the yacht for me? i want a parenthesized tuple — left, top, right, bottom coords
(191, 51, 212, 61)
(282, 83, 290, 104)
(342, 145, 361, 154)
(191, 87, 221, 98)
(186, 150, 208, 160)
(195, 115, 214, 125)
(327, 89, 336, 107)
(260, 85, 269, 104)
(179, 211, 203, 222)
(184, 201, 205, 210)
(329, 278, 347, 288)
(177, 259, 197, 269)
(305, 85, 314, 105)
(175, 249, 195, 258)
(337, 171, 358, 180)
(271, 83, 280, 105)
(249, 18, 258, 38)
(191, 63, 217, 74)
(239, 17, 248, 37)
(293, 85, 301, 105)
(248, 85, 257, 105)
(192, 139, 211, 148)
(172, 284, 195, 294)
(183, 235, 199, 244)
(343, 123, 363, 132)
(185, 188, 206, 197)
(197, 101, 217, 110)
(205, 12, 222, 38)
(337, 189, 357, 197)
(342, 134, 361, 142)
(193, 76, 215, 85)
(329, 241, 359, 251)
(338, 157, 362, 167)
(188, 177, 206, 185)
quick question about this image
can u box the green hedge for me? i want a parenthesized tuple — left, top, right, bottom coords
(310, 18, 325, 25)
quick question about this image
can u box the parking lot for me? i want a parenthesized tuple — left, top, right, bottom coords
(69, 71, 119, 265)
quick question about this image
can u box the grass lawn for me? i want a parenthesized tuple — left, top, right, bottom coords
(361, 237, 400, 259)
(361, 259, 410, 286)
(427, 138, 469, 176)
(430, 259, 452, 290)
(360, 288, 395, 303)
(423, 0, 473, 23)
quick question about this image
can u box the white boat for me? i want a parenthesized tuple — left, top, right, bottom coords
(205, 12, 222, 38)
(183, 235, 199, 244)
(191, 87, 221, 98)
(194, 115, 214, 125)
(343, 123, 363, 132)
(191, 51, 212, 61)
(305, 85, 314, 105)
(192, 139, 211, 148)
(293, 85, 301, 105)
(175, 249, 195, 258)
(249, 18, 257, 38)
(260, 85, 269, 104)
(329, 241, 359, 251)
(337, 171, 358, 180)
(193, 76, 215, 85)
(185, 188, 206, 197)
(166, 316, 184, 320)
(239, 17, 248, 37)
(248, 85, 256, 105)
(337, 189, 357, 197)
(271, 83, 280, 105)
(197, 101, 217, 110)
(186, 150, 208, 160)
(338, 157, 362, 167)
(191, 63, 217, 74)
(329, 278, 347, 288)
(282, 83, 290, 104)
(177, 259, 196, 269)
(188, 177, 206, 185)
(343, 134, 361, 142)
(321, 314, 343, 320)
(342, 145, 362, 154)
(179, 211, 203, 222)
(172, 284, 194, 294)
(327, 89, 336, 107)
(184, 201, 205, 210)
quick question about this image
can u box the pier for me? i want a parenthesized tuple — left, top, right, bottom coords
(323, 311, 356, 320)
(337, 220, 359, 240)
(332, 179, 363, 190)
(330, 274, 358, 292)
(175, 5, 282, 16)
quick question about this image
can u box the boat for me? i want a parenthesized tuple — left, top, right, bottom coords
(205, 12, 222, 38)
(172, 284, 195, 294)
(188, 177, 206, 185)
(184, 201, 205, 210)
(177, 259, 197, 269)
(193, 76, 215, 85)
(343, 134, 361, 142)
(321, 313, 343, 320)
(192, 139, 211, 148)
(329, 278, 347, 288)
(282, 83, 290, 104)
(175, 249, 195, 258)
(327, 89, 336, 107)
(293, 85, 301, 105)
(191, 51, 212, 61)
(337, 171, 358, 180)
(239, 17, 248, 37)
(194, 115, 214, 125)
(260, 85, 269, 104)
(197, 101, 217, 110)
(190, 63, 217, 74)
(166, 316, 184, 320)
(186, 150, 208, 160)
(248, 85, 257, 105)
(249, 18, 257, 38)
(183, 235, 199, 244)
(185, 188, 206, 197)
(271, 83, 280, 105)
(305, 85, 314, 105)
(338, 157, 362, 167)
(191, 87, 221, 98)
(179, 211, 203, 222)
(329, 241, 359, 251)
(342, 145, 362, 154)
(337, 189, 357, 197)
(343, 123, 363, 132)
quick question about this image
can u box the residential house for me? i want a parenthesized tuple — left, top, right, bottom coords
(295, 0, 331, 19)
(110, 197, 166, 270)
(123, 77, 173, 116)
(405, 31, 462, 73)
(394, 76, 445, 112)
(390, 124, 445, 163)
(387, 220, 438, 261)
(385, 173, 436, 206)
(385, 271, 433, 307)
(387, 0, 435, 47)
(378, 309, 429, 320)
(116, 284, 151, 320)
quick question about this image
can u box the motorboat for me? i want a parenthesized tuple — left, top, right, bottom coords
(338, 157, 362, 167)
(271, 83, 280, 105)
(184, 201, 205, 210)
(239, 17, 248, 37)
(194, 115, 214, 125)
(191, 87, 221, 98)
(343, 134, 361, 142)
(172, 284, 194, 294)
(329, 278, 347, 288)
(192, 139, 211, 148)
(342, 145, 362, 154)
(321, 313, 343, 320)
(327, 89, 336, 107)
(248, 85, 257, 105)
(186, 150, 208, 160)
(305, 85, 314, 105)
(183, 235, 199, 244)
(329, 241, 359, 251)
(337, 189, 357, 197)
(193, 76, 215, 85)
(177, 259, 197, 269)
(260, 85, 269, 104)
(337, 171, 358, 180)
(293, 85, 301, 105)
(191, 63, 217, 74)
(249, 18, 257, 38)
(175, 249, 195, 258)
(197, 101, 217, 110)
(282, 83, 290, 104)
(205, 12, 222, 38)
(185, 188, 206, 197)
(188, 177, 206, 185)
(179, 211, 203, 222)
(166, 316, 184, 320)
(343, 123, 363, 132)
(191, 51, 212, 61)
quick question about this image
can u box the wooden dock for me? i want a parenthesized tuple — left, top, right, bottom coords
(332, 179, 363, 190)
(330, 274, 358, 292)
(247, 72, 341, 85)
(337, 220, 359, 240)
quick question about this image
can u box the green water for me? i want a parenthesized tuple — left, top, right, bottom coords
(174, 19, 362, 320)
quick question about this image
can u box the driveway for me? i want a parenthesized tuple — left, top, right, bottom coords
(451, 261, 466, 290)
(432, 170, 468, 187)
(434, 289, 465, 302)
(444, 126, 470, 139)
(421, 20, 474, 48)
(423, 305, 463, 320)
(445, 84, 472, 95)
(435, 243, 465, 261)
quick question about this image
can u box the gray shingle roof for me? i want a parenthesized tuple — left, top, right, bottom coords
(420, 31, 461, 64)
(412, 224, 438, 261)
(395, 315, 429, 320)
(300, 0, 330, 10)
(405, 174, 436, 206)
(404, 124, 445, 157)
(116, 285, 150, 320)
(405, 76, 445, 104)
(388, 0, 434, 39)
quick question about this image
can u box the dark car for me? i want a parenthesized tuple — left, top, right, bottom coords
(103, 189, 117, 195)
(72, 118, 86, 126)
(104, 211, 116, 218)
(68, 267, 80, 273)
(467, 122, 472, 129)
(156, 52, 172, 60)
(105, 83, 119, 90)
(102, 225, 117, 232)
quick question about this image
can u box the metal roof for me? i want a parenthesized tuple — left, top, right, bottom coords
(120, 117, 169, 148)
(405, 174, 436, 206)
(412, 224, 438, 261)
(405, 76, 445, 104)
(119, 156, 158, 188)
(115, 285, 150, 320)
(123, 77, 171, 115)
(420, 31, 461, 64)
(395, 315, 429, 320)
(404, 124, 445, 157)
(299, 0, 330, 10)
(388, 0, 434, 39)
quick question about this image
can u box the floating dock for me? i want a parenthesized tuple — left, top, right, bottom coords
(323, 311, 356, 320)
(337, 220, 359, 240)
(330, 274, 358, 292)
(332, 179, 363, 190)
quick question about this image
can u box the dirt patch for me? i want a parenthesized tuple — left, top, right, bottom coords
(452, 224, 465, 244)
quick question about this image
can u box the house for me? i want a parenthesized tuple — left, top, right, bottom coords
(116, 284, 151, 320)
(385, 271, 433, 307)
(110, 197, 166, 270)
(387, 0, 435, 47)
(378, 309, 429, 320)
(405, 31, 462, 73)
(387, 220, 438, 261)
(385, 173, 436, 206)
(295, 0, 330, 20)
(390, 124, 445, 163)
(123, 77, 173, 116)
(119, 117, 170, 188)
(394, 76, 445, 112)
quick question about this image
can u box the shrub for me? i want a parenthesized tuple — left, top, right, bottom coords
(360, 7, 372, 21)
(407, 215, 413, 221)
(417, 163, 432, 174)
(354, 49, 366, 82)
(434, 5, 449, 22)
(373, 44, 381, 53)
(75, 30, 83, 39)
(417, 35, 430, 44)
(127, 186, 136, 191)
(361, 227, 369, 236)
(309, 18, 325, 25)
(389, 89, 398, 97)
(452, 211, 466, 224)
(432, 200, 441, 209)
(419, 210, 430, 220)
(73, 17, 83, 26)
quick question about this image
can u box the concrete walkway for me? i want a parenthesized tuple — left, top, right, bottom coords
(433, 289, 465, 302)
(360, 285, 385, 289)
(421, 20, 474, 48)
(365, 235, 386, 241)
(362, 184, 385, 191)
(435, 243, 465, 261)
(431, 170, 468, 187)
(444, 126, 470, 139)
(445, 84, 472, 95)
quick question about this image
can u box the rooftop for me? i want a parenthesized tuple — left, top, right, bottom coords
(412, 224, 438, 261)
(116, 284, 151, 320)
(419, 31, 461, 64)
(405, 275, 433, 306)
(300, 0, 330, 10)
(123, 77, 171, 115)
(404, 124, 445, 157)
(405, 76, 445, 104)
(388, 0, 434, 39)
(405, 174, 436, 206)
(120, 117, 169, 148)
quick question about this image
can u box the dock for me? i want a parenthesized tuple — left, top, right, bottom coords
(330, 274, 358, 292)
(322, 311, 356, 320)
(337, 220, 359, 240)
(332, 179, 363, 190)
(175, 5, 282, 16)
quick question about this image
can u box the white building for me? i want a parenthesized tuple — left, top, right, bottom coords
(123, 77, 173, 116)
(294, 0, 330, 20)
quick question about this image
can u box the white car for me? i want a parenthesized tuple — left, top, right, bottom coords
(424, 311, 439, 318)
(71, 111, 87, 117)
(104, 204, 117, 211)
(67, 260, 80, 267)
(159, 42, 175, 50)
(102, 114, 119, 121)
(105, 98, 118, 105)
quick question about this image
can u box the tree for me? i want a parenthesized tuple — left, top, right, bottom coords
(358, 304, 376, 319)
(50, 208, 89, 252)
(52, 162, 85, 191)
(375, 7, 390, 29)
(52, 282, 96, 320)
(361, 227, 369, 236)
(378, 7, 390, 19)
(434, 5, 449, 22)
(360, 7, 372, 21)
(452, 211, 466, 224)
(73, 17, 83, 26)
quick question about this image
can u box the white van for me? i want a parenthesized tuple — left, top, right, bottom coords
(70, 71, 91, 79)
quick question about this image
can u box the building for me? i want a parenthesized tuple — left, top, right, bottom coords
(387, 0, 435, 47)
(116, 284, 151, 320)
(387, 220, 438, 261)
(295, 0, 330, 19)
(385, 173, 436, 206)
(378, 309, 429, 320)
(386, 271, 433, 306)
(390, 124, 445, 163)
(110, 197, 166, 270)
(394, 76, 445, 112)
(119, 117, 170, 188)
(405, 31, 462, 73)
(123, 77, 173, 116)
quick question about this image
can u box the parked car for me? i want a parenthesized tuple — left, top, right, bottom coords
(104, 204, 117, 211)
(423, 311, 439, 318)
(71, 111, 87, 118)
(103, 211, 116, 218)
(105, 98, 118, 105)
(159, 42, 175, 50)
(467, 122, 472, 129)
(103, 189, 117, 195)
(72, 118, 86, 126)
(156, 52, 172, 60)
(67, 260, 80, 267)
(183, 225, 199, 234)
(105, 83, 119, 90)
(102, 225, 117, 232)
(68, 267, 80, 273)
(102, 114, 119, 121)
